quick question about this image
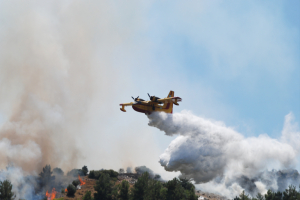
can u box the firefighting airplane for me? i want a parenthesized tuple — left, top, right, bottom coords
(120, 90, 182, 114)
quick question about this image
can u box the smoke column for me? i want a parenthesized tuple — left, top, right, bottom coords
(148, 111, 300, 197)
(0, 0, 139, 174)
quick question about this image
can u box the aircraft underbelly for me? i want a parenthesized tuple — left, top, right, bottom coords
(132, 104, 171, 114)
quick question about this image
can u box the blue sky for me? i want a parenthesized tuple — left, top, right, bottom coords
(126, 0, 300, 138)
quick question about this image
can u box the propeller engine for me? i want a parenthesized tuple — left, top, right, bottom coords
(148, 93, 162, 103)
(132, 96, 145, 102)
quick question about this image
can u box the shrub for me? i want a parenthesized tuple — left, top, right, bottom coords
(88, 169, 118, 180)
(83, 191, 93, 200)
(67, 184, 76, 197)
(53, 167, 64, 176)
(67, 169, 84, 177)
(72, 179, 80, 187)
(88, 170, 95, 178)
(82, 166, 88, 176)
(0, 180, 15, 200)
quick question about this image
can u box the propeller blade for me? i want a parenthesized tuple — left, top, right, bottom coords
(137, 96, 139, 99)
(148, 93, 151, 98)
(132, 96, 135, 100)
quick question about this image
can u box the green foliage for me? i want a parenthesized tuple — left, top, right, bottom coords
(82, 166, 89, 176)
(61, 188, 65, 194)
(179, 178, 194, 191)
(233, 186, 300, 200)
(72, 179, 81, 187)
(282, 185, 298, 200)
(118, 180, 129, 200)
(67, 184, 76, 197)
(130, 172, 150, 200)
(129, 172, 197, 200)
(264, 190, 274, 200)
(53, 167, 64, 176)
(89, 169, 119, 180)
(94, 173, 116, 200)
(83, 191, 93, 200)
(145, 179, 165, 200)
(88, 170, 96, 178)
(273, 191, 283, 200)
(256, 193, 264, 200)
(238, 191, 250, 200)
(0, 180, 15, 200)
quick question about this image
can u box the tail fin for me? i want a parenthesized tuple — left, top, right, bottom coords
(167, 90, 174, 113)
(168, 90, 174, 98)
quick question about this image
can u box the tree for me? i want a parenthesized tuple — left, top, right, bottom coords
(164, 178, 185, 200)
(83, 191, 93, 200)
(67, 184, 76, 197)
(130, 172, 149, 200)
(273, 191, 282, 200)
(118, 180, 129, 200)
(82, 166, 89, 176)
(239, 191, 250, 200)
(72, 179, 80, 188)
(94, 173, 114, 200)
(39, 165, 55, 189)
(89, 170, 96, 179)
(53, 167, 64, 176)
(0, 180, 15, 200)
(264, 190, 274, 200)
(145, 179, 165, 200)
(67, 169, 84, 177)
(256, 193, 265, 200)
(160, 187, 167, 200)
(283, 185, 298, 200)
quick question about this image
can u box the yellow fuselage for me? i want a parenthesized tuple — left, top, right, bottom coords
(132, 101, 173, 114)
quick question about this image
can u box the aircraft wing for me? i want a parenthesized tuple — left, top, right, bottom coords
(119, 102, 134, 112)
(120, 102, 134, 106)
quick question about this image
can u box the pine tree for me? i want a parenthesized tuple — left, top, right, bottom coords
(82, 166, 89, 176)
(130, 172, 149, 200)
(239, 191, 250, 200)
(118, 180, 129, 200)
(83, 191, 93, 200)
(145, 179, 163, 200)
(0, 180, 15, 200)
(39, 165, 55, 190)
(94, 173, 114, 200)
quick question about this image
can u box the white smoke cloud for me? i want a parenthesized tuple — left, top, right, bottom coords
(0, 166, 38, 200)
(148, 111, 300, 197)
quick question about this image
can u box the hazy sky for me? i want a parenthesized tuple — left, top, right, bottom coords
(0, 0, 299, 178)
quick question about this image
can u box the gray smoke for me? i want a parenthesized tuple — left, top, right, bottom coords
(148, 111, 300, 197)
(0, 166, 41, 200)
(135, 166, 162, 180)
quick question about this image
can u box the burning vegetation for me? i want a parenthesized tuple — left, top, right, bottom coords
(1, 164, 300, 200)
(0, 165, 300, 200)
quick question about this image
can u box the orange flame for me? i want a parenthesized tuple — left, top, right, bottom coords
(78, 175, 86, 186)
(45, 188, 56, 200)
(65, 188, 68, 193)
